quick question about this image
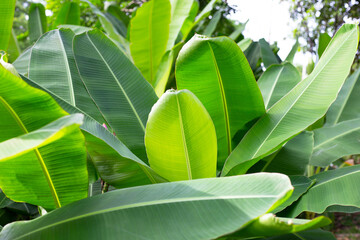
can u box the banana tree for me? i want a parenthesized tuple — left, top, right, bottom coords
(2, 0, 360, 238)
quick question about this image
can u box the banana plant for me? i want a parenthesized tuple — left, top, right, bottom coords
(2, 0, 360, 238)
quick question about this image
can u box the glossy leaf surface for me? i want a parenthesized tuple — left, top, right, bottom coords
(232, 214, 330, 239)
(310, 118, 360, 167)
(287, 165, 360, 217)
(326, 67, 360, 125)
(22, 75, 164, 188)
(167, 0, 193, 50)
(0, 114, 87, 209)
(177, 35, 265, 167)
(74, 30, 158, 161)
(0, 1, 16, 51)
(259, 38, 280, 68)
(262, 131, 313, 175)
(53, 2, 80, 28)
(222, 24, 359, 176)
(0, 173, 292, 240)
(28, 3, 47, 43)
(130, 0, 171, 84)
(258, 62, 301, 109)
(145, 90, 217, 181)
(29, 29, 105, 124)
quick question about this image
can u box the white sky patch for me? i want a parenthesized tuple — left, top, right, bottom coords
(227, 0, 311, 70)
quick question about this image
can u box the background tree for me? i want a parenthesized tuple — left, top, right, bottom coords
(287, 0, 360, 67)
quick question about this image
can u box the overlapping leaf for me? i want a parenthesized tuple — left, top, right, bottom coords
(177, 35, 265, 167)
(0, 173, 293, 240)
(145, 90, 217, 181)
(222, 24, 359, 176)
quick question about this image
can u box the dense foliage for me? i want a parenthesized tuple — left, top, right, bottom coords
(0, 0, 360, 239)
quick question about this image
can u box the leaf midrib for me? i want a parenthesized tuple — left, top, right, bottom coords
(24, 76, 157, 184)
(265, 65, 285, 109)
(85, 32, 146, 131)
(249, 27, 355, 160)
(0, 96, 61, 208)
(57, 30, 75, 105)
(313, 122, 360, 150)
(333, 70, 360, 124)
(208, 42, 232, 155)
(176, 94, 192, 179)
(14, 194, 283, 239)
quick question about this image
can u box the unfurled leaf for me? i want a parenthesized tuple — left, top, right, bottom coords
(145, 90, 217, 181)
(0, 173, 293, 240)
(177, 35, 265, 168)
(222, 24, 359, 176)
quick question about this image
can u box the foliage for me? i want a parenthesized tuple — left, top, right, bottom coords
(1, 0, 360, 239)
(287, 0, 360, 67)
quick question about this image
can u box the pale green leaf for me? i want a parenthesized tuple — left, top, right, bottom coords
(145, 90, 217, 181)
(0, 173, 293, 240)
(310, 118, 360, 167)
(130, 0, 171, 84)
(258, 62, 301, 109)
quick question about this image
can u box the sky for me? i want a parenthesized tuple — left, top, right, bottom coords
(227, 0, 310, 66)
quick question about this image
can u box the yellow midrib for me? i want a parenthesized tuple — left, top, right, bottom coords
(176, 94, 192, 179)
(0, 96, 61, 208)
(207, 42, 232, 155)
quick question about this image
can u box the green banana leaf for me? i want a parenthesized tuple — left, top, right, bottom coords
(0, 173, 293, 240)
(287, 165, 360, 217)
(180, 0, 199, 39)
(0, 1, 16, 51)
(193, 0, 217, 27)
(229, 214, 330, 239)
(259, 38, 281, 68)
(325, 68, 360, 126)
(203, 10, 222, 36)
(257, 62, 301, 109)
(103, 11, 127, 38)
(22, 74, 165, 188)
(28, 3, 47, 43)
(53, 2, 80, 28)
(106, 4, 130, 27)
(318, 32, 331, 59)
(7, 30, 20, 62)
(237, 38, 252, 51)
(130, 0, 171, 84)
(73, 30, 158, 162)
(177, 35, 265, 168)
(258, 229, 336, 240)
(0, 191, 12, 209)
(310, 118, 360, 167)
(83, 0, 129, 55)
(145, 90, 217, 181)
(261, 131, 314, 175)
(5, 202, 38, 216)
(57, 25, 92, 35)
(153, 41, 183, 96)
(244, 41, 261, 71)
(13, 47, 31, 75)
(272, 176, 315, 214)
(325, 205, 360, 213)
(28, 28, 106, 124)
(167, 0, 193, 50)
(222, 24, 359, 176)
(284, 40, 299, 63)
(0, 113, 87, 210)
(229, 21, 247, 41)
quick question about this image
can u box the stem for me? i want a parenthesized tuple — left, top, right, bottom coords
(102, 182, 109, 194)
